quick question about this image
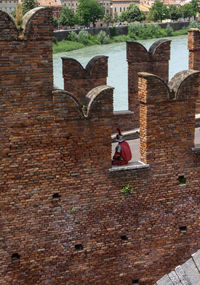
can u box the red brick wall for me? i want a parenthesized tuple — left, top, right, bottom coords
(1, 8, 200, 285)
(127, 40, 171, 129)
(62, 56, 108, 104)
(188, 28, 200, 114)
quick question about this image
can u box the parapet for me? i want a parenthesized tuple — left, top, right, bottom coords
(0, 7, 53, 41)
(138, 69, 200, 104)
(62, 56, 108, 104)
(62, 56, 108, 79)
(53, 85, 114, 121)
(127, 39, 171, 63)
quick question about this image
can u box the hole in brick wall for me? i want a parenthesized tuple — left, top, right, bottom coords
(11, 253, 20, 262)
(52, 193, 61, 199)
(121, 235, 128, 241)
(75, 244, 83, 251)
(179, 226, 187, 232)
(132, 280, 139, 284)
(178, 176, 187, 184)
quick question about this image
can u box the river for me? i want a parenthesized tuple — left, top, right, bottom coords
(53, 35, 188, 111)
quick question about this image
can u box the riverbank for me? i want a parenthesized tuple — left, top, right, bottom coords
(53, 24, 188, 54)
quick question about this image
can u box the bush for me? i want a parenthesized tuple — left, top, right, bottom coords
(109, 26, 116, 38)
(97, 30, 109, 44)
(68, 31, 78, 41)
(189, 21, 200, 29)
(165, 24, 173, 36)
(128, 23, 164, 40)
(77, 30, 89, 44)
(52, 37, 58, 45)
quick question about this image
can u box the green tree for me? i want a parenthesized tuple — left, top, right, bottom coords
(59, 7, 76, 27)
(113, 12, 119, 23)
(22, 0, 38, 15)
(168, 5, 181, 21)
(149, 0, 169, 21)
(126, 3, 145, 22)
(181, 3, 196, 19)
(77, 0, 104, 27)
(119, 11, 127, 22)
(103, 13, 112, 26)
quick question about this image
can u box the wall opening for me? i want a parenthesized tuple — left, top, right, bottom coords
(75, 244, 83, 251)
(178, 176, 187, 185)
(121, 235, 128, 241)
(179, 226, 187, 232)
(11, 253, 20, 263)
(52, 193, 61, 199)
(132, 280, 139, 284)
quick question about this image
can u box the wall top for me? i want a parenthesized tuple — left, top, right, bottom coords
(138, 70, 200, 104)
(0, 7, 53, 41)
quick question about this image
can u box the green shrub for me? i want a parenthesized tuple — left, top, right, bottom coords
(166, 24, 173, 36)
(52, 37, 58, 45)
(189, 21, 200, 29)
(68, 31, 78, 41)
(109, 26, 116, 37)
(77, 30, 89, 44)
(97, 30, 109, 44)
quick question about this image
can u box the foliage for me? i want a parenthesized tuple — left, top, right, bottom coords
(53, 16, 59, 28)
(168, 5, 181, 21)
(11, 9, 16, 18)
(119, 11, 127, 22)
(128, 22, 164, 39)
(77, 0, 104, 27)
(180, 3, 196, 19)
(165, 24, 173, 36)
(103, 13, 112, 26)
(52, 37, 58, 45)
(53, 40, 84, 53)
(68, 31, 79, 41)
(113, 12, 119, 23)
(126, 3, 146, 22)
(77, 30, 89, 44)
(178, 176, 187, 185)
(97, 30, 109, 44)
(15, 3, 23, 28)
(149, 0, 169, 21)
(120, 184, 135, 194)
(189, 20, 200, 29)
(109, 26, 116, 37)
(59, 7, 76, 27)
(22, 0, 38, 15)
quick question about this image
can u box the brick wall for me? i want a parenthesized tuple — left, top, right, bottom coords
(1, 8, 200, 285)
(188, 28, 200, 113)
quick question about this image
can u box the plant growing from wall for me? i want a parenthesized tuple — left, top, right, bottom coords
(15, 3, 23, 28)
(120, 184, 135, 195)
(22, 0, 38, 15)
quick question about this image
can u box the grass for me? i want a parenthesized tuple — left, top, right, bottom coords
(53, 40, 84, 53)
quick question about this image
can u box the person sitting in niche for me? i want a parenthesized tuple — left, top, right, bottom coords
(112, 128, 132, 166)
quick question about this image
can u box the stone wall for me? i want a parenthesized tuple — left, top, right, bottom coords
(1, 8, 200, 285)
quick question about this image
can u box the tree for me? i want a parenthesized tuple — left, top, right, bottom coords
(149, 0, 169, 21)
(77, 0, 104, 27)
(168, 5, 181, 21)
(22, 0, 38, 15)
(59, 7, 76, 27)
(181, 3, 196, 19)
(119, 11, 127, 22)
(53, 16, 59, 28)
(126, 3, 145, 22)
(113, 12, 119, 23)
(103, 13, 112, 26)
